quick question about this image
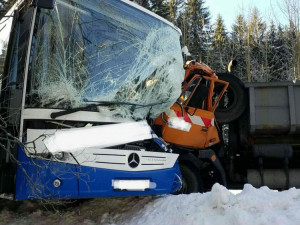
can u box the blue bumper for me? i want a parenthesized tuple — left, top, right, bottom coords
(15, 147, 181, 200)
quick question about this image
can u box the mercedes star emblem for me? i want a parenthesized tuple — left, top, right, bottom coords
(128, 153, 140, 168)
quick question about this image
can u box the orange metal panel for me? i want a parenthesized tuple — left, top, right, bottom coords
(159, 104, 219, 149)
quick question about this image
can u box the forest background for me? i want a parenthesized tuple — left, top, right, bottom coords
(135, 0, 300, 82)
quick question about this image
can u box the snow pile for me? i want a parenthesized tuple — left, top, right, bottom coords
(1, 184, 300, 225)
(119, 184, 300, 225)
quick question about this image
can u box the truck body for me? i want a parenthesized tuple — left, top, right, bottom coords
(0, 0, 184, 200)
(235, 82, 300, 189)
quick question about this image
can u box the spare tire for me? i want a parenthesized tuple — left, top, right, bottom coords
(214, 73, 247, 124)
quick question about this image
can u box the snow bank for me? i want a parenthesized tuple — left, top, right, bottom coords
(119, 184, 300, 225)
(1, 184, 300, 225)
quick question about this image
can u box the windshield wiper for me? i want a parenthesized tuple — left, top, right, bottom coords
(50, 104, 98, 119)
(83, 100, 166, 109)
(50, 100, 166, 119)
(83, 100, 146, 107)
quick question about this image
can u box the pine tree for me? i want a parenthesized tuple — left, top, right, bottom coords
(230, 14, 247, 81)
(168, 0, 181, 24)
(149, 0, 169, 19)
(246, 7, 267, 81)
(274, 25, 290, 80)
(212, 14, 227, 50)
(232, 15, 246, 51)
(135, 0, 150, 9)
(183, 0, 210, 60)
(211, 14, 228, 71)
(281, 0, 300, 81)
(176, 12, 188, 49)
(264, 21, 281, 81)
(284, 21, 300, 81)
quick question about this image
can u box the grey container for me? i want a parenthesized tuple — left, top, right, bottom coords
(245, 82, 300, 135)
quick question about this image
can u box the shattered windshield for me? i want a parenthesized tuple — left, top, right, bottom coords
(26, 0, 184, 119)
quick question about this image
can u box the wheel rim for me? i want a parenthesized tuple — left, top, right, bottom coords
(180, 177, 188, 194)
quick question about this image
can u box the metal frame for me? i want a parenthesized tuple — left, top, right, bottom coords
(180, 75, 229, 113)
(19, 6, 37, 140)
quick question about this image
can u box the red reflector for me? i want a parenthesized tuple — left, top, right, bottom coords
(211, 155, 217, 161)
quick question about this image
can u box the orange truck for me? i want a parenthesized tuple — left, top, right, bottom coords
(153, 59, 300, 194)
(155, 61, 228, 149)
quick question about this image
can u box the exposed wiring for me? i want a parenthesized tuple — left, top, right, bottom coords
(186, 107, 197, 116)
(175, 101, 184, 117)
(70, 152, 80, 165)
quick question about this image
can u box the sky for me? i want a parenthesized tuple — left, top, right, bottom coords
(205, 0, 288, 30)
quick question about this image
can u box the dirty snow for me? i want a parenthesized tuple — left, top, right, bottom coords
(1, 183, 300, 225)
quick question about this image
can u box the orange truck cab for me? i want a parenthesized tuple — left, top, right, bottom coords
(155, 61, 229, 149)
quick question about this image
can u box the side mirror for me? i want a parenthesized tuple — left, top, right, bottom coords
(32, 0, 56, 9)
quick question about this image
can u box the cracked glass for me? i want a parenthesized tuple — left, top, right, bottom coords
(26, 0, 184, 119)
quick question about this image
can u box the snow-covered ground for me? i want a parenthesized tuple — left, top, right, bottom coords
(1, 183, 300, 225)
